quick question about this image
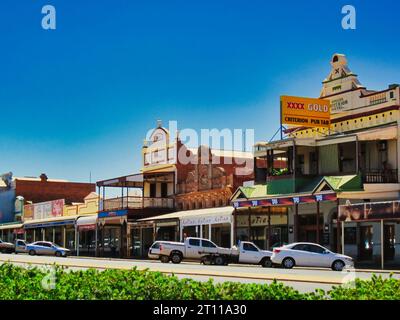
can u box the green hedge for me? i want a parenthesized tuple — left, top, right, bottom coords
(0, 263, 399, 300)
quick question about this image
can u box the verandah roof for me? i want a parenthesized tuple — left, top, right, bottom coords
(232, 175, 363, 201)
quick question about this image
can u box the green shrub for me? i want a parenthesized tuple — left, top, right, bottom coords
(0, 263, 398, 300)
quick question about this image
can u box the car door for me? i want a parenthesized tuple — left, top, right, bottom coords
(239, 243, 261, 264)
(307, 244, 332, 267)
(186, 238, 201, 259)
(289, 244, 311, 266)
(300, 244, 326, 267)
(33, 242, 45, 255)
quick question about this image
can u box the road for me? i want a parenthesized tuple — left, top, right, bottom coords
(1, 253, 399, 293)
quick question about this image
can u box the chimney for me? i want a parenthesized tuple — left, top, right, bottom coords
(40, 173, 48, 182)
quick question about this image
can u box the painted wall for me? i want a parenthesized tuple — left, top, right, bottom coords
(0, 188, 16, 223)
(63, 193, 99, 216)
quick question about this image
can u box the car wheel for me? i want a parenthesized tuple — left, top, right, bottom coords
(332, 260, 345, 271)
(171, 252, 182, 264)
(282, 257, 295, 269)
(55, 251, 62, 257)
(262, 258, 273, 268)
(160, 255, 170, 263)
(29, 250, 36, 256)
(201, 256, 212, 265)
(214, 256, 225, 266)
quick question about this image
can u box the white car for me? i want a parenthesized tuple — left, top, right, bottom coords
(271, 242, 354, 271)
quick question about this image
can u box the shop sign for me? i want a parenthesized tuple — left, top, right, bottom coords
(78, 224, 96, 231)
(233, 193, 336, 208)
(181, 214, 232, 227)
(98, 209, 128, 219)
(236, 215, 287, 227)
(281, 95, 331, 128)
(339, 200, 400, 222)
(13, 228, 25, 235)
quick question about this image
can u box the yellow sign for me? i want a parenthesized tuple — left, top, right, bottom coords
(281, 96, 331, 128)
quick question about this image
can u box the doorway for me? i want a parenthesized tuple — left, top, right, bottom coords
(358, 226, 373, 260)
(384, 224, 395, 261)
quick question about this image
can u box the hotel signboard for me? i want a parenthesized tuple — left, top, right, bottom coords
(339, 200, 400, 222)
(281, 96, 331, 128)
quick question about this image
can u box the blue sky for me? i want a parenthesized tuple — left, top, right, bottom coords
(0, 0, 399, 183)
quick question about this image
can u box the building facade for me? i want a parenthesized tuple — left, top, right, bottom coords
(231, 53, 400, 268)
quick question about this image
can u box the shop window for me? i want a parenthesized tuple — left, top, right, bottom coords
(344, 227, 357, 245)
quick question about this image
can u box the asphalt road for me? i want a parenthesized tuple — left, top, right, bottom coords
(1, 253, 399, 293)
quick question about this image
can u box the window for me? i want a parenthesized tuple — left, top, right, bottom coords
(292, 244, 308, 251)
(201, 240, 216, 248)
(161, 183, 168, 198)
(151, 242, 160, 249)
(243, 243, 258, 252)
(306, 244, 326, 254)
(188, 239, 200, 246)
(150, 183, 156, 198)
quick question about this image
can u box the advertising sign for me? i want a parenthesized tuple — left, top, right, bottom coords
(281, 96, 331, 128)
(26, 199, 65, 220)
(23, 204, 34, 220)
(339, 200, 400, 222)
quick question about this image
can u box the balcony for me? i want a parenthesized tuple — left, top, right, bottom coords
(362, 170, 398, 184)
(102, 196, 174, 212)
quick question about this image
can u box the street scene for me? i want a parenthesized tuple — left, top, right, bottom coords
(1, 0, 400, 307)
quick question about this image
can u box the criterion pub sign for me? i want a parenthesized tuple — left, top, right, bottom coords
(281, 95, 331, 128)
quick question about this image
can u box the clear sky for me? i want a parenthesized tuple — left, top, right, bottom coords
(0, 0, 399, 183)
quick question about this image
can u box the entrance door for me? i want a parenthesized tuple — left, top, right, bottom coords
(131, 228, 141, 257)
(359, 226, 373, 260)
(141, 227, 154, 257)
(384, 224, 395, 261)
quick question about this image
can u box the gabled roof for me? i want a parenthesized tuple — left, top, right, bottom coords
(231, 174, 363, 201)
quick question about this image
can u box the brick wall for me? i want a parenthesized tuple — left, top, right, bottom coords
(15, 180, 96, 204)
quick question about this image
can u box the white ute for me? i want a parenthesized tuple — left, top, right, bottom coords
(148, 237, 273, 267)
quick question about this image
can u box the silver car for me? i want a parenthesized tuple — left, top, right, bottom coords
(27, 241, 70, 257)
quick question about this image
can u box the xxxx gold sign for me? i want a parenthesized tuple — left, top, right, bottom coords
(281, 96, 331, 128)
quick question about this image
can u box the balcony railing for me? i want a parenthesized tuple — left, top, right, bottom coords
(362, 170, 398, 184)
(102, 196, 174, 212)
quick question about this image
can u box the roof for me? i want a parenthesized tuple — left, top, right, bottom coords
(139, 206, 233, 221)
(187, 147, 253, 159)
(96, 173, 144, 188)
(232, 175, 363, 201)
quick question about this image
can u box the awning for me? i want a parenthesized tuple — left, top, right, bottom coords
(76, 215, 97, 231)
(356, 125, 397, 141)
(23, 215, 78, 229)
(316, 134, 357, 146)
(139, 206, 233, 226)
(0, 223, 23, 230)
(96, 173, 143, 188)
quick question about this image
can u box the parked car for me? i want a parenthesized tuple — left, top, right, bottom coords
(15, 239, 29, 254)
(148, 237, 273, 267)
(271, 242, 354, 271)
(0, 239, 15, 254)
(26, 241, 70, 257)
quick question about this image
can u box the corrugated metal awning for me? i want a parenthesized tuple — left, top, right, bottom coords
(139, 206, 233, 226)
(356, 125, 397, 141)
